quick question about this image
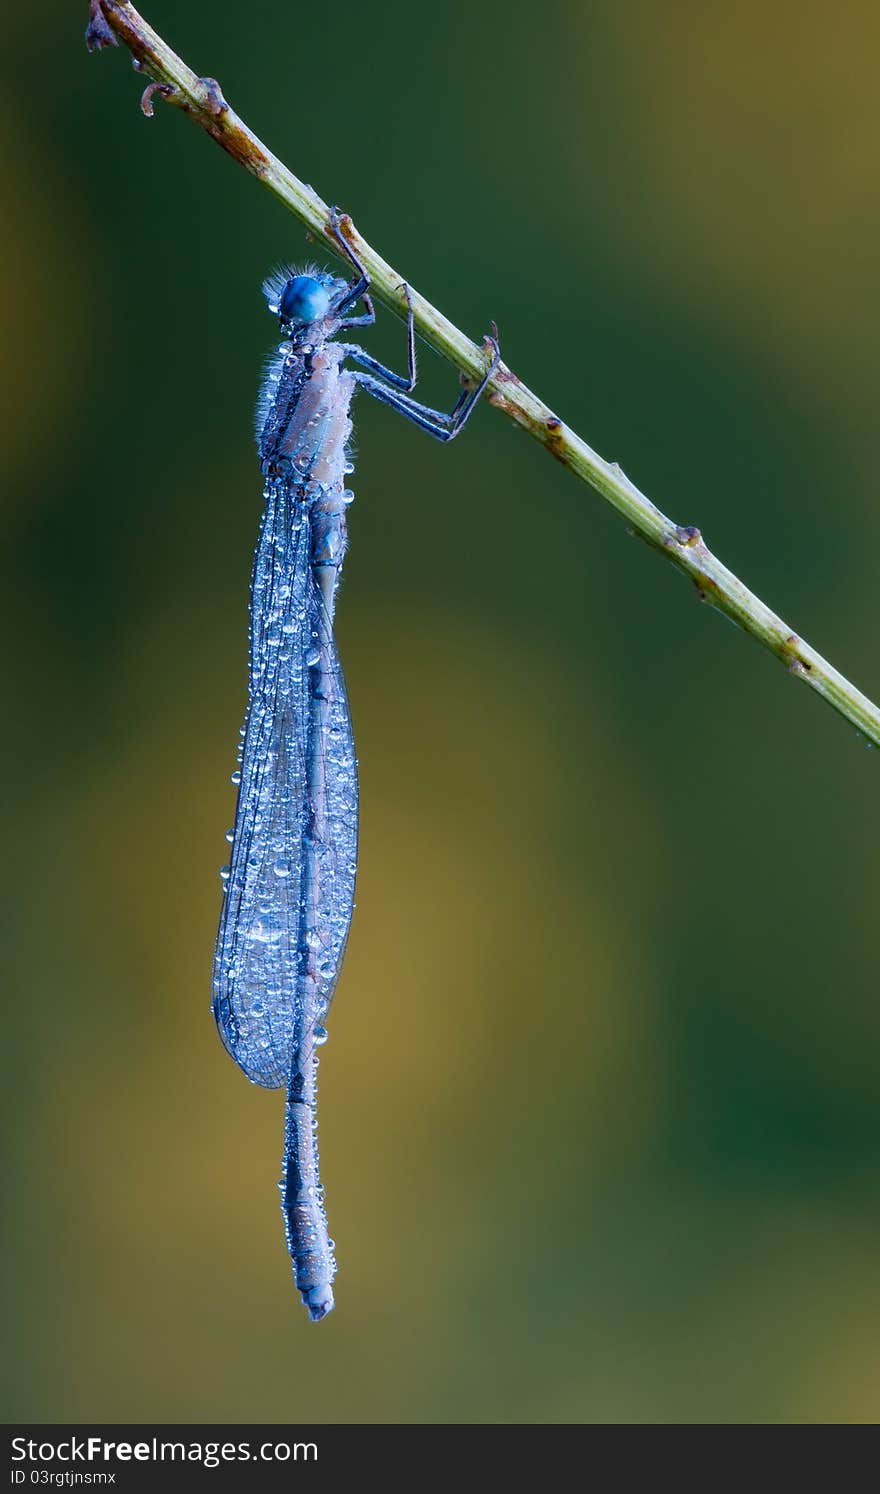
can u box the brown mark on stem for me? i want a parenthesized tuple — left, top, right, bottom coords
(782, 633, 813, 677)
(487, 388, 516, 414)
(206, 115, 271, 173)
(330, 211, 356, 250)
(485, 366, 542, 440)
(542, 415, 568, 464)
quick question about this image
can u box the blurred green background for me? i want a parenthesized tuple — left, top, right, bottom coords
(3, 0, 880, 1425)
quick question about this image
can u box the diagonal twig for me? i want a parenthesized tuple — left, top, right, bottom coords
(86, 0, 880, 747)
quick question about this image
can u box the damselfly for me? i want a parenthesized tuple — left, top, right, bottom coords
(212, 210, 499, 1319)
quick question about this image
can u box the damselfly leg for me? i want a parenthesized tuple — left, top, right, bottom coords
(352, 338, 500, 442)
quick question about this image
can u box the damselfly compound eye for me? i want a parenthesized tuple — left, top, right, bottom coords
(279, 275, 333, 325)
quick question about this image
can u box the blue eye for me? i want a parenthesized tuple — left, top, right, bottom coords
(279, 275, 332, 325)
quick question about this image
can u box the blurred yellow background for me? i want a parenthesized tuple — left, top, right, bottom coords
(3, 0, 880, 1423)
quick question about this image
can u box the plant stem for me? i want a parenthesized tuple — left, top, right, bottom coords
(86, 1, 880, 748)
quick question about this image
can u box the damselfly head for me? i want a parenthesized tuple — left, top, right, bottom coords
(262, 266, 348, 328)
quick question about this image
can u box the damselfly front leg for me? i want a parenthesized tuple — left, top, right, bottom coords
(329, 207, 418, 386)
(328, 205, 374, 325)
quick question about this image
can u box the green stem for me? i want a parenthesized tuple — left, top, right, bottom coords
(86, 1, 880, 748)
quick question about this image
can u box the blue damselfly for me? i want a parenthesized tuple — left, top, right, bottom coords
(213, 211, 499, 1319)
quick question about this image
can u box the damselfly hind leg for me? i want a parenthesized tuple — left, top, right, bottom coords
(351, 331, 501, 442)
